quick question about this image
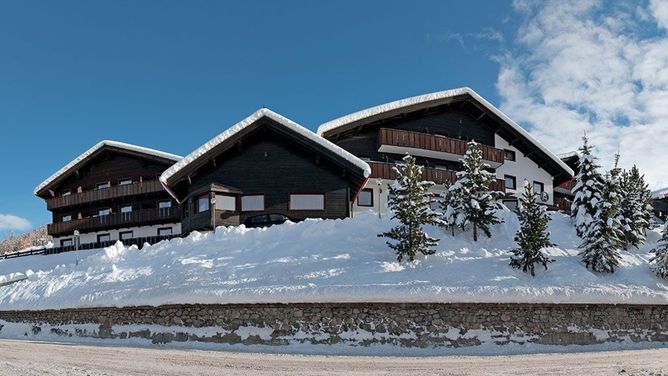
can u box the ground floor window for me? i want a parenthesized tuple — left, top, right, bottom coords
(504, 175, 517, 190)
(503, 200, 518, 212)
(241, 195, 264, 212)
(290, 194, 325, 210)
(98, 208, 112, 216)
(119, 231, 133, 240)
(357, 189, 373, 207)
(97, 233, 111, 243)
(120, 205, 133, 213)
(62, 214, 72, 222)
(157, 227, 173, 236)
(158, 200, 172, 209)
(216, 194, 236, 211)
(195, 194, 210, 213)
(61, 238, 73, 247)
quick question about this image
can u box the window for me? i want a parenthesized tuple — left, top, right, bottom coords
(118, 178, 133, 186)
(98, 208, 112, 216)
(195, 194, 210, 213)
(504, 149, 516, 161)
(97, 233, 111, 243)
(120, 205, 133, 213)
(158, 200, 172, 209)
(96, 182, 111, 190)
(157, 227, 173, 236)
(241, 195, 265, 212)
(216, 194, 236, 211)
(290, 194, 325, 210)
(533, 181, 545, 194)
(61, 190, 71, 197)
(119, 231, 133, 240)
(62, 214, 72, 222)
(504, 200, 518, 212)
(61, 238, 73, 247)
(504, 175, 517, 190)
(357, 189, 373, 207)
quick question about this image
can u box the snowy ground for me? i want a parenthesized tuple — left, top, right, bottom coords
(0, 340, 666, 376)
(0, 209, 666, 310)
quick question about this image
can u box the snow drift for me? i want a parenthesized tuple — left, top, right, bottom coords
(0, 209, 666, 310)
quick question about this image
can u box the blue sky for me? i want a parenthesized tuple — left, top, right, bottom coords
(2, 0, 668, 233)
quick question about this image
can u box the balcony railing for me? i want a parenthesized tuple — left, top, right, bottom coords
(47, 207, 180, 236)
(368, 161, 505, 192)
(377, 128, 506, 167)
(46, 180, 166, 210)
(555, 178, 576, 192)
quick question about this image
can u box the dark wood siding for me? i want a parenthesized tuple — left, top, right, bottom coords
(51, 151, 171, 194)
(330, 105, 496, 163)
(182, 128, 352, 231)
(42, 149, 177, 238)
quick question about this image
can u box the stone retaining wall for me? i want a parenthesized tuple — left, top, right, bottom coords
(0, 303, 667, 350)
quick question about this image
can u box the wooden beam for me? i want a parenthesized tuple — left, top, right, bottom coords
(475, 112, 485, 121)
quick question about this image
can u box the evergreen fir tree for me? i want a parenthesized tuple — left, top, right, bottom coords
(579, 170, 624, 273)
(378, 155, 443, 262)
(439, 182, 464, 236)
(571, 135, 604, 238)
(445, 141, 504, 241)
(619, 165, 653, 249)
(650, 225, 668, 278)
(509, 182, 555, 276)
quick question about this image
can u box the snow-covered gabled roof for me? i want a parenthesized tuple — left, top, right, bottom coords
(652, 188, 668, 200)
(317, 87, 574, 179)
(34, 140, 182, 196)
(159, 108, 371, 187)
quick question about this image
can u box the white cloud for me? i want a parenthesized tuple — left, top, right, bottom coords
(0, 214, 31, 232)
(497, 0, 668, 189)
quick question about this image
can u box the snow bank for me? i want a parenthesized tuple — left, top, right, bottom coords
(0, 210, 666, 310)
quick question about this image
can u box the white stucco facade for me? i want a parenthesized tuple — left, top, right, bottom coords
(493, 134, 554, 206)
(54, 223, 182, 247)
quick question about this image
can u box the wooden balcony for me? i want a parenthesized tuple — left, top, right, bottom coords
(46, 180, 166, 210)
(377, 128, 505, 167)
(47, 207, 180, 236)
(368, 161, 505, 192)
(555, 178, 576, 193)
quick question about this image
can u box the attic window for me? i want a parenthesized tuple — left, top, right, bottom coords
(61, 190, 71, 197)
(96, 182, 111, 190)
(504, 149, 516, 161)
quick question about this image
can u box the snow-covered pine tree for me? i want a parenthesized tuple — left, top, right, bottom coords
(450, 141, 504, 242)
(379, 155, 443, 262)
(619, 165, 653, 249)
(509, 181, 555, 276)
(571, 135, 604, 238)
(579, 170, 624, 273)
(439, 182, 465, 236)
(650, 225, 668, 278)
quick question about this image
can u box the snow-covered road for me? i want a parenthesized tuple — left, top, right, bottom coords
(0, 340, 665, 375)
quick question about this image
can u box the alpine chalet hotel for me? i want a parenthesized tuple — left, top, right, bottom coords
(35, 87, 574, 251)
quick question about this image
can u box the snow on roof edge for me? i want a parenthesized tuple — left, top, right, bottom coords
(34, 140, 182, 195)
(557, 151, 580, 160)
(652, 188, 668, 200)
(317, 87, 574, 178)
(159, 108, 371, 186)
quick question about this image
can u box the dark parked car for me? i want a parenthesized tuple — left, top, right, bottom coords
(243, 214, 291, 228)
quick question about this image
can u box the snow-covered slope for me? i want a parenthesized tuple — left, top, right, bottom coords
(0, 210, 666, 310)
